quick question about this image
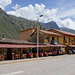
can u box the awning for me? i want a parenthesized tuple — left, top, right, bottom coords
(0, 44, 66, 48)
(0, 44, 37, 48)
(68, 45, 75, 48)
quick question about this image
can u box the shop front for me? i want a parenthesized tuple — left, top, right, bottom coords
(0, 44, 66, 61)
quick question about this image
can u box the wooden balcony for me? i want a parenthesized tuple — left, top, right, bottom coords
(63, 40, 75, 45)
(69, 42, 75, 45)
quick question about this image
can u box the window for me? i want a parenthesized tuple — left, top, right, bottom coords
(71, 39, 74, 43)
(57, 37, 59, 43)
(47, 36, 50, 42)
(13, 48, 17, 53)
(44, 36, 50, 42)
(52, 37, 54, 40)
(18, 48, 21, 51)
(29, 48, 32, 53)
(44, 36, 47, 39)
(4, 49, 7, 55)
(50, 47, 53, 50)
(54, 40, 58, 45)
(64, 37, 65, 40)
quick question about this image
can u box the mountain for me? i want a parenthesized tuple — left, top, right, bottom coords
(0, 8, 21, 39)
(60, 28, 75, 34)
(0, 8, 45, 39)
(9, 15, 45, 30)
(43, 21, 60, 30)
(0, 8, 75, 40)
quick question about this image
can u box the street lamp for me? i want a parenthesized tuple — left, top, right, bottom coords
(37, 15, 43, 58)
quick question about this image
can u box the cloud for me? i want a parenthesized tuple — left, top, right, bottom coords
(12, 4, 21, 10)
(57, 9, 75, 18)
(7, 4, 45, 20)
(0, 0, 12, 10)
(59, 18, 75, 29)
(7, 4, 75, 30)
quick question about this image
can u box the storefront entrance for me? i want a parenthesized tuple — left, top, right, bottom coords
(7, 48, 12, 60)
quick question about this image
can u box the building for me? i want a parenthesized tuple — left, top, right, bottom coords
(48, 29, 75, 45)
(30, 29, 62, 44)
(20, 27, 62, 45)
(0, 37, 37, 60)
(20, 28, 66, 54)
(20, 27, 36, 41)
(0, 28, 75, 61)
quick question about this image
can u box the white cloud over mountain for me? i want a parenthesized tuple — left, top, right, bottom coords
(12, 4, 21, 10)
(57, 9, 75, 18)
(0, 0, 12, 9)
(7, 4, 75, 30)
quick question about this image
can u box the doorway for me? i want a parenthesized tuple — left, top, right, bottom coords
(7, 48, 12, 60)
(52, 37, 55, 40)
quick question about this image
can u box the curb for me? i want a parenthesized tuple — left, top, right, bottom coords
(0, 55, 74, 65)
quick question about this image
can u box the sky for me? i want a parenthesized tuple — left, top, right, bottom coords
(0, 0, 75, 30)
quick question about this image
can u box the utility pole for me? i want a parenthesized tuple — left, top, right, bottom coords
(37, 15, 43, 58)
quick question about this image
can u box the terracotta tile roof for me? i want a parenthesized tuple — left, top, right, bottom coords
(0, 38, 36, 44)
(49, 29, 75, 37)
(30, 29, 62, 36)
(0, 44, 66, 48)
(0, 44, 37, 48)
(21, 27, 62, 36)
(39, 30, 62, 36)
(20, 27, 36, 32)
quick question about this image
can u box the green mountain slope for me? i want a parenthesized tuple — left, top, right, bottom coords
(0, 8, 45, 39)
(9, 15, 44, 30)
(0, 8, 75, 40)
(0, 8, 21, 39)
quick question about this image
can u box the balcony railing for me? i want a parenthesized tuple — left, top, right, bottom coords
(63, 40, 75, 45)
(69, 42, 75, 45)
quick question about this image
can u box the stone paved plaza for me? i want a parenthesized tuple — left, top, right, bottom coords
(0, 55, 75, 75)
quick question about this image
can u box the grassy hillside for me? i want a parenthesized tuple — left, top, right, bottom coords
(9, 15, 45, 30)
(0, 8, 45, 40)
(0, 8, 21, 39)
(0, 8, 74, 40)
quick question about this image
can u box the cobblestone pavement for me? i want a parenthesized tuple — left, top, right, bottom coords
(0, 55, 75, 75)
